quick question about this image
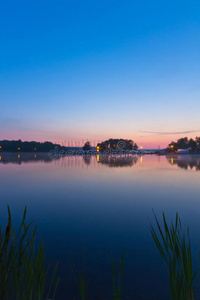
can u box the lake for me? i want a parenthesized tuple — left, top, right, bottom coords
(0, 153, 200, 299)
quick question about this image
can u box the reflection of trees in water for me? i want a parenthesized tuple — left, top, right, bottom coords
(0, 153, 139, 168)
(167, 155, 200, 171)
(83, 155, 91, 166)
(98, 155, 138, 167)
(0, 153, 61, 165)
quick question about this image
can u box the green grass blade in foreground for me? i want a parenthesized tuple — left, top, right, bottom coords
(150, 211, 197, 300)
(69, 251, 89, 300)
(0, 205, 59, 300)
(111, 251, 125, 300)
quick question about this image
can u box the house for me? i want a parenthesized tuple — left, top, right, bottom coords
(176, 149, 190, 154)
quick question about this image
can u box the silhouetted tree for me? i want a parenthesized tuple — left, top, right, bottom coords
(97, 139, 138, 151)
(177, 137, 188, 149)
(83, 141, 91, 151)
(196, 136, 200, 148)
(188, 138, 197, 150)
(167, 136, 200, 153)
(0, 140, 67, 152)
(168, 141, 178, 152)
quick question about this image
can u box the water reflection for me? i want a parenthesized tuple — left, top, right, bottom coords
(0, 153, 138, 168)
(83, 154, 92, 166)
(167, 155, 200, 171)
(0, 154, 200, 300)
(0, 153, 60, 165)
(1, 153, 200, 172)
(97, 154, 138, 167)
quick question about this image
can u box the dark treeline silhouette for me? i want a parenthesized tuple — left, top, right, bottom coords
(97, 138, 138, 151)
(0, 140, 67, 153)
(82, 141, 91, 151)
(167, 136, 200, 153)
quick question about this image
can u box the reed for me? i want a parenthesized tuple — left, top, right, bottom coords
(2, 205, 198, 300)
(70, 251, 89, 300)
(111, 251, 125, 300)
(150, 211, 197, 300)
(0, 205, 59, 300)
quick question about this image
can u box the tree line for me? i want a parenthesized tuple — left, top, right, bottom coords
(96, 138, 138, 151)
(0, 140, 67, 153)
(167, 136, 200, 152)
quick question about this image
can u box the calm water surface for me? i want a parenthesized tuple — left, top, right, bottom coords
(0, 153, 200, 299)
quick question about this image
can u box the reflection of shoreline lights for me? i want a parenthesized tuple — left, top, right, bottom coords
(1, 154, 199, 171)
(167, 156, 200, 171)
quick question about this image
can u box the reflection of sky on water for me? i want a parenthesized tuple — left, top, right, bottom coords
(0, 154, 200, 299)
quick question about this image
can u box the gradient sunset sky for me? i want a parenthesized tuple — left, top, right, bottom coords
(1, 0, 200, 148)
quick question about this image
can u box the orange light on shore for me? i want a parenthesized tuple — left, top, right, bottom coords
(96, 146, 100, 152)
(18, 148, 20, 150)
(34, 148, 36, 151)
(171, 145, 174, 148)
(0, 146, 1, 149)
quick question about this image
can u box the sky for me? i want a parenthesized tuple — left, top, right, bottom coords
(0, 0, 200, 148)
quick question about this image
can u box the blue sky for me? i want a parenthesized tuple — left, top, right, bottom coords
(1, 0, 200, 147)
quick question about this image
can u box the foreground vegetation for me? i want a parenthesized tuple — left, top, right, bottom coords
(0, 206, 59, 300)
(1, 206, 199, 299)
(151, 212, 196, 300)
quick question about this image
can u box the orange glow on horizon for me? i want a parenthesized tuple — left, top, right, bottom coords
(2, 129, 200, 150)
